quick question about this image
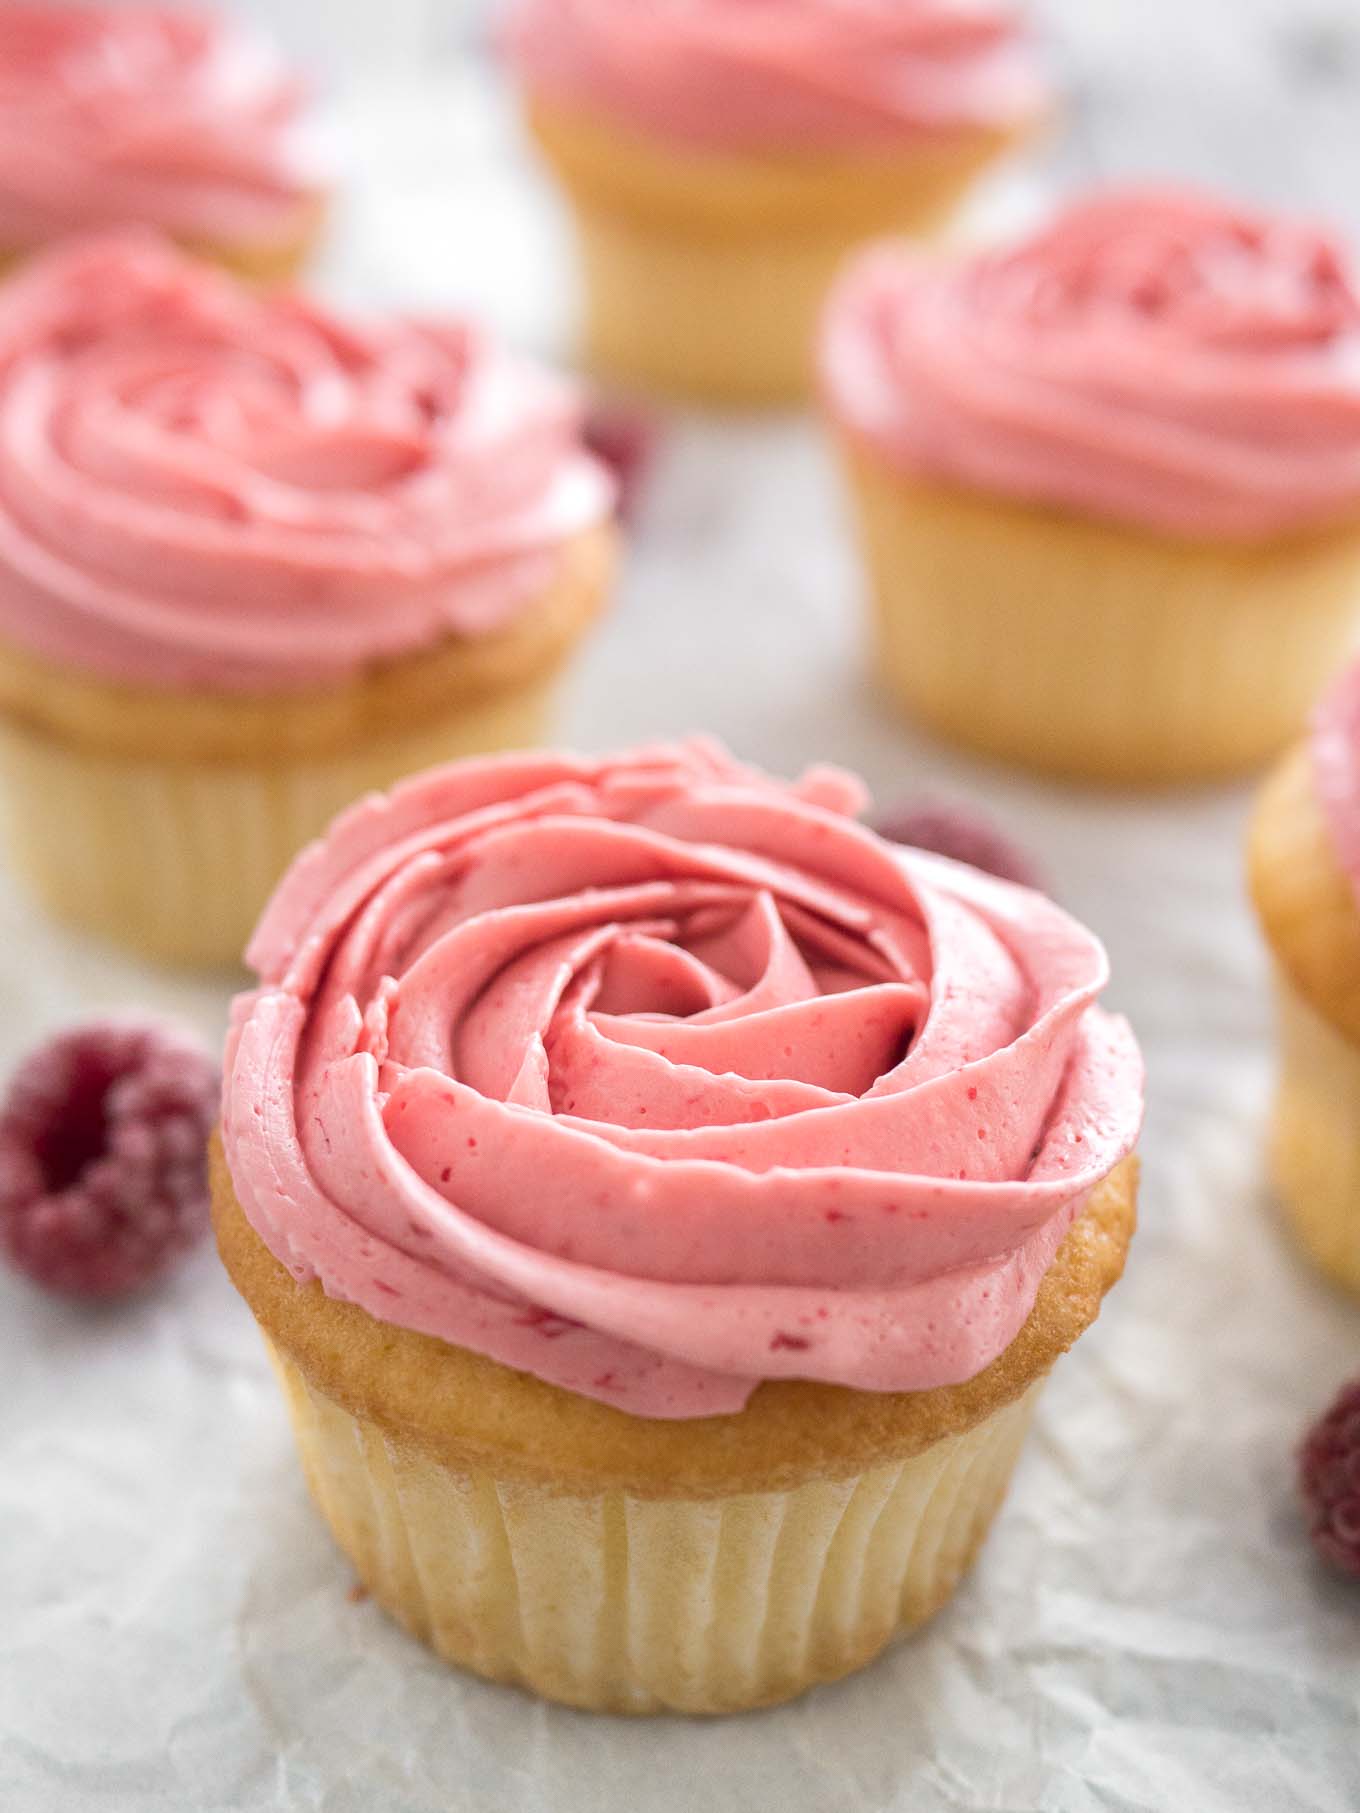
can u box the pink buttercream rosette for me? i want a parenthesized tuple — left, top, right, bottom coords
(822, 187, 1360, 539)
(0, 232, 612, 691)
(0, 6, 325, 250)
(224, 743, 1142, 1420)
(504, 0, 1046, 149)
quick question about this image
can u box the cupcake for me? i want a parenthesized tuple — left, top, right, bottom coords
(504, 0, 1047, 405)
(1250, 661, 1360, 1296)
(821, 188, 1360, 784)
(0, 233, 616, 966)
(213, 740, 1143, 1715)
(0, 6, 329, 281)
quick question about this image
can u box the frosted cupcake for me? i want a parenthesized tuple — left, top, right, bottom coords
(504, 0, 1047, 404)
(214, 740, 1142, 1715)
(0, 234, 615, 966)
(0, 6, 329, 281)
(1250, 662, 1360, 1296)
(821, 188, 1360, 783)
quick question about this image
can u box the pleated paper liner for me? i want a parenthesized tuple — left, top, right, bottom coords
(528, 102, 1022, 405)
(271, 1340, 1039, 1715)
(1268, 972, 1360, 1298)
(0, 526, 614, 966)
(0, 682, 556, 966)
(1249, 742, 1360, 1046)
(838, 451, 1360, 785)
(1249, 750, 1360, 1295)
(213, 1149, 1137, 1716)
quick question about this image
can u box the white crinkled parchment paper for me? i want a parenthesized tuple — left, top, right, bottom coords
(4, 33, 1360, 1812)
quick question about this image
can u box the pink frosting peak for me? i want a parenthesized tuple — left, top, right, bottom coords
(0, 233, 613, 691)
(1312, 661, 1360, 902)
(222, 741, 1143, 1420)
(821, 187, 1360, 540)
(503, 0, 1046, 150)
(0, 6, 326, 252)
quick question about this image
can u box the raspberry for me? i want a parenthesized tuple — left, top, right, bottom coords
(582, 401, 657, 525)
(872, 797, 1043, 891)
(0, 1020, 219, 1299)
(1299, 1377, 1360, 1579)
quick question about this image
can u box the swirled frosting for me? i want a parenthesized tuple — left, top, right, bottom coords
(0, 233, 613, 691)
(223, 741, 1143, 1420)
(0, 7, 326, 253)
(1312, 661, 1360, 902)
(503, 0, 1046, 149)
(821, 187, 1360, 539)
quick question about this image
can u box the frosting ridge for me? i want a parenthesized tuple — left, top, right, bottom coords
(821, 187, 1360, 539)
(0, 6, 326, 252)
(223, 741, 1143, 1419)
(0, 232, 613, 690)
(504, 0, 1045, 149)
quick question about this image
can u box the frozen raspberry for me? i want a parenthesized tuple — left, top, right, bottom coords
(872, 797, 1043, 891)
(583, 401, 657, 525)
(0, 1020, 219, 1299)
(1299, 1377, 1360, 1580)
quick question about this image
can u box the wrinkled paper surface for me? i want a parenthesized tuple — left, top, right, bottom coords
(3, 65, 1360, 1813)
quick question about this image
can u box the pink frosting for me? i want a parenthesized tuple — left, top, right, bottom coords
(1312, 660, 1360, 902)
(222, 741, 1143, 1421)
(0, 7, 326, 252)
(0, 233, 613, 692)
(503, 0, 1046, 149)
(821, 187, 1360, 540)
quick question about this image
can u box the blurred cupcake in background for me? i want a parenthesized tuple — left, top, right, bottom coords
(821, 188, 1360, 784)
(1250, 661, 1360, 1297)
(0, 6, 330, 281)
(504, 0, 1048, 405)
(0, 233, 616, 966)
